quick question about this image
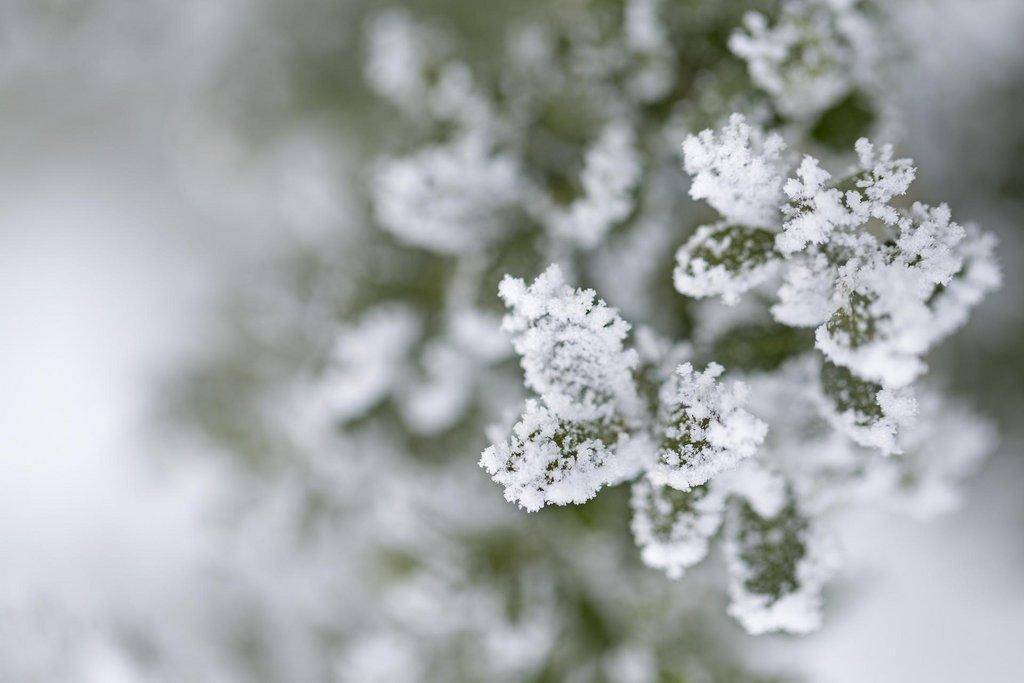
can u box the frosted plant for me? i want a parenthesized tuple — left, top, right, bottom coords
(482, 266, 770, 513)
(83, 1, 1004, 680)
(676, 115, 1000, 451)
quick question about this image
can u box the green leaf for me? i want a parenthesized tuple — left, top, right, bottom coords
(819, 359, 883, 426)
(734, 497, 808, 604)
(809, 90, 877, 152)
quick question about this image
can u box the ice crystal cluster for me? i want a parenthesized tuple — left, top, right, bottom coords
(24, 1, 1000, 681)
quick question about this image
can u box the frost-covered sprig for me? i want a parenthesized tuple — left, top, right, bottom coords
(482, 266, 764, 514)
(480, 265, 650, 510)
(681, 113, 788, 228)
(357, 0, 996, 649)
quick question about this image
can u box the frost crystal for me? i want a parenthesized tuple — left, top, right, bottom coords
(777, 139, 915, 256)
(649, 363, 767, 490)
(681, 114, 787, 228)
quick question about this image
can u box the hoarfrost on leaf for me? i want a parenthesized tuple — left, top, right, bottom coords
(649, 362, 768, 491)
(497, 264, 643, 423)
(631, 477, 725, 580)
(681, 113, 788, 229)
(673, 222, 780, 305)
(481, 265, 649, 511)
(724, 495, 836, 635)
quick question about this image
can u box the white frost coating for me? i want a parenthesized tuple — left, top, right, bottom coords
(924, 225, 1002, 348)
(480, 400, 646, 512)
(374, 134, 523, 255)
(322, 304, 420, 422)
(771, 251, 836, 326)
(815, 203, 973, 388)
(728, 1, 878, 119)
(682, 114, 788, 228)
(481, 265, 648, 511)
(630, 478, 725, 579)
(673, 222, 779, 305)
(497, 264, 642, 423)
(777, 139, 915, 256)
(542, 121, 642, 249)
(819, 382, 917, 455)
(649, 363, 767, 490)
(724, 505, 837, 635)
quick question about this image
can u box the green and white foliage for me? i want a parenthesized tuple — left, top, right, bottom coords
(723, 493, 836, 635)
(481, 265, 764, 512)
(676, 115, 1000, 454)
(630, 478, 725, 580)
(480, 105, 998, 632)
(650, 362, 768, 490)
(728, 0, 883, 122)
(479, 267, 647, 510)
